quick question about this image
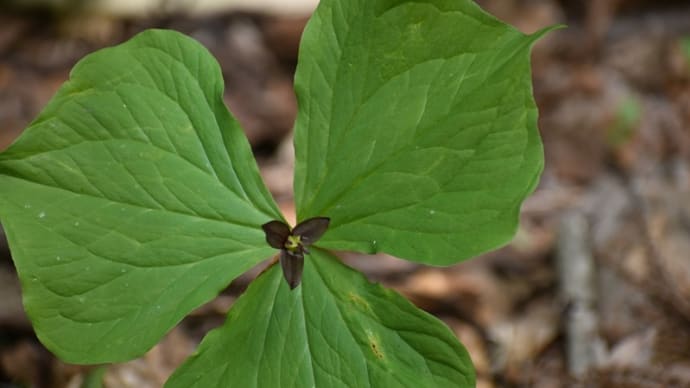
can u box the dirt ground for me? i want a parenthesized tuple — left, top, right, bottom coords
(1, 0, 690, 387)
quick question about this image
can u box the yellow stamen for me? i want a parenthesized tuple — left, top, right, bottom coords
(285, 235, 301, 252)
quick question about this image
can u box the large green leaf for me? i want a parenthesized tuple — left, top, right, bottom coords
(0, 29, 281, 363)
(294, 0, 552, 264)
(167, 249, 474, 388)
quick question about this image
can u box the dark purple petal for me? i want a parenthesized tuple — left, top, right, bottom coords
(279, 250, 304, 290)
(261, 220, 291, 249)
(293, 217, 330, 246)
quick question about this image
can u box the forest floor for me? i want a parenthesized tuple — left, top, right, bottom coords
(1, 0, 690, 387)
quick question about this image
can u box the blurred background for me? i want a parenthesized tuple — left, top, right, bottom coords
(0, 0, 689, 387)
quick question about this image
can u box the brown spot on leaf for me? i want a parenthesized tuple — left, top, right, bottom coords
(366, 331, 384, 360)
(348, 292, 370, 311)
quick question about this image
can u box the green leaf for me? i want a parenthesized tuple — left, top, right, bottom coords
(167, 249, 474, 388)
(0, 29, 281, 363)
(294, 0, 553, 264)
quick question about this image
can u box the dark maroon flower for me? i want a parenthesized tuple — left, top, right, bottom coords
(261, 217, 330, 289)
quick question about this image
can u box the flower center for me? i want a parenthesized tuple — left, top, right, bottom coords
(285, 235, 302, 252)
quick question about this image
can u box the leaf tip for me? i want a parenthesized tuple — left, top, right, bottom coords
(530, 24, 567, 42)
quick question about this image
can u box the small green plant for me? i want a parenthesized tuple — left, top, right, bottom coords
(607, 95, 640, 147)
(681, 37, 690, 63)
(0, 0, 553, 386)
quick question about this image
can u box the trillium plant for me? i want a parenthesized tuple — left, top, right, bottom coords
(0, 0, 554, 386)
